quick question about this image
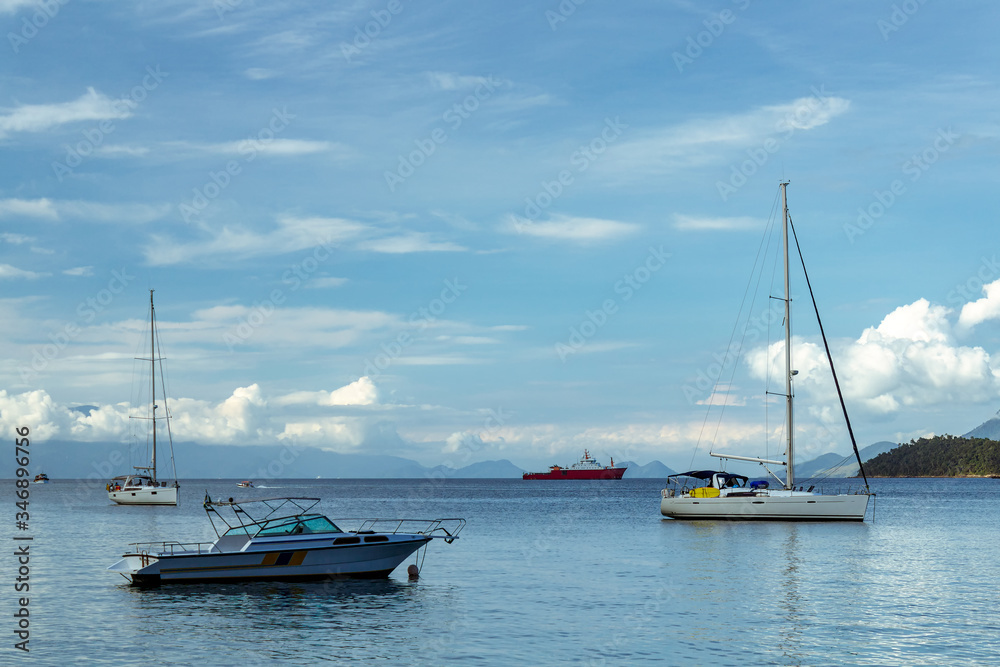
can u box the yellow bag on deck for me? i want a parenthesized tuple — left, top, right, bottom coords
(690, 487, 720, 498)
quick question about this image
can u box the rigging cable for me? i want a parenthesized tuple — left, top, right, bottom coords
(689, 188, 783, 470)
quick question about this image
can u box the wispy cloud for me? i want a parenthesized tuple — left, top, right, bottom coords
(597, 95, 851, 177)
(505, 214, 640, 241)
(356, 232, 466, 254)
(0, 198, 58, 220)
(145, 215, 367, 265)
(63, 266, 95, 277)
(673, 215, 761, 231)
(0, 88, 130, 138)
(0, 263, 46, 279)
(0, 198, 168, 224)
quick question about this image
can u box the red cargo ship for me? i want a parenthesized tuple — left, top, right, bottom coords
(522, 450, 627, 480)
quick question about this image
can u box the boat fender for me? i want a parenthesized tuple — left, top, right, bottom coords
(407, 564, 419, 578)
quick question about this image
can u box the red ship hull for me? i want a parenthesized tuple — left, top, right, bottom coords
(522, 467, 627, 480)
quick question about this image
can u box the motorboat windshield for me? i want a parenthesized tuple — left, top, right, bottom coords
(223, 514, 343, 537)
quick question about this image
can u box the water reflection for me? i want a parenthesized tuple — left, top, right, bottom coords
(776, 524, 805, 665)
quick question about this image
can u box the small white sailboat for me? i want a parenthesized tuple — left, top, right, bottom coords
(661, 183, 872, 521)
(108, 290, 179, 506)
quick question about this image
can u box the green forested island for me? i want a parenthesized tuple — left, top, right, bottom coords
(864, 435, 1000, 477)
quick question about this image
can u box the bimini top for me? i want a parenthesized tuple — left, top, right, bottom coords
(668, 470, 749, 484)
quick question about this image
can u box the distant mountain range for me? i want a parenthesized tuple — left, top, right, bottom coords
(11, 408, 1000, 480)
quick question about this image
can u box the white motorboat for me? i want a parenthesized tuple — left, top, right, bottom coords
(237, 481, 254, 488)
(108, 289, 179, 506)
(108, 496, 465, 585)
(661, 183, 872, 521)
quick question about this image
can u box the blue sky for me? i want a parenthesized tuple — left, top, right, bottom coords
(2, 0, 999, 474)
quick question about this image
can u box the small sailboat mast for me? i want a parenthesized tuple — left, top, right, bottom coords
(150, 289, 157, 485)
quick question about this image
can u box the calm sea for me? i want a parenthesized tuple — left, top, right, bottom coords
(3, 477, 999, 666)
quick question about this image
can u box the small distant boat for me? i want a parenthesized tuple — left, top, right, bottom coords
(108, 496, 465, 585)
(237, 481, 254, 488)
(523, 449, 626, 480)
(33, 473, 49, 484)
(108, 290, 179, 506)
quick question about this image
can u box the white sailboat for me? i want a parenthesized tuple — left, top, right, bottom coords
(661, 183, 872, 521)
(108, 290, 179, 506)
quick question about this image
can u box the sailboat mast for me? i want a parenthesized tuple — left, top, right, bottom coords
(150, 289, 157, 484)
(782, 182, 794, 490)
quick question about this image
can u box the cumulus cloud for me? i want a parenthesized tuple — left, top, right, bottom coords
(958, 279, 1000, 330)
(745, 297, 1000, 416)
(275, 376, 379, 407)
(0, 378, 394, 451)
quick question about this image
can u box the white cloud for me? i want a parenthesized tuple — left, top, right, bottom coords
(1, 232, 33, 244)
(505, 214, 640, 241)
(306, 277, 349, 289)
(673, 215, 760, 231)
(745, 298, 1000, 416)
(205, 138, 344, 156)
(0, 88, 130, 138)
(146, 215, 367, 265)
(0, 378, 396, 450)
(356, 232, 466, 254)
(95, 145, 151, 158)
(275, 377, 379, 407)
(426, 71, 499, 91)
(63, 266, 94, 277)
(0, 198, 58, 220)
(0, 198, 168, 223)
(0, 264, 46, 279)
(597, 94, 851, 177)
(958, 278, 1000, 330)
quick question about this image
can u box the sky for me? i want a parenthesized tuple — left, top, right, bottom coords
(1, 0, 999, 475)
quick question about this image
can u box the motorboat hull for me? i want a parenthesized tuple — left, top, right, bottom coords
(109, 486, 177, 506)
(660, 491, 870, 521)
(109, 535, 432, 585)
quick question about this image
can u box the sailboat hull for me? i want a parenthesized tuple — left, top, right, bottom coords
(109, 486, 177, 506)
(660, 491, 870, 521)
